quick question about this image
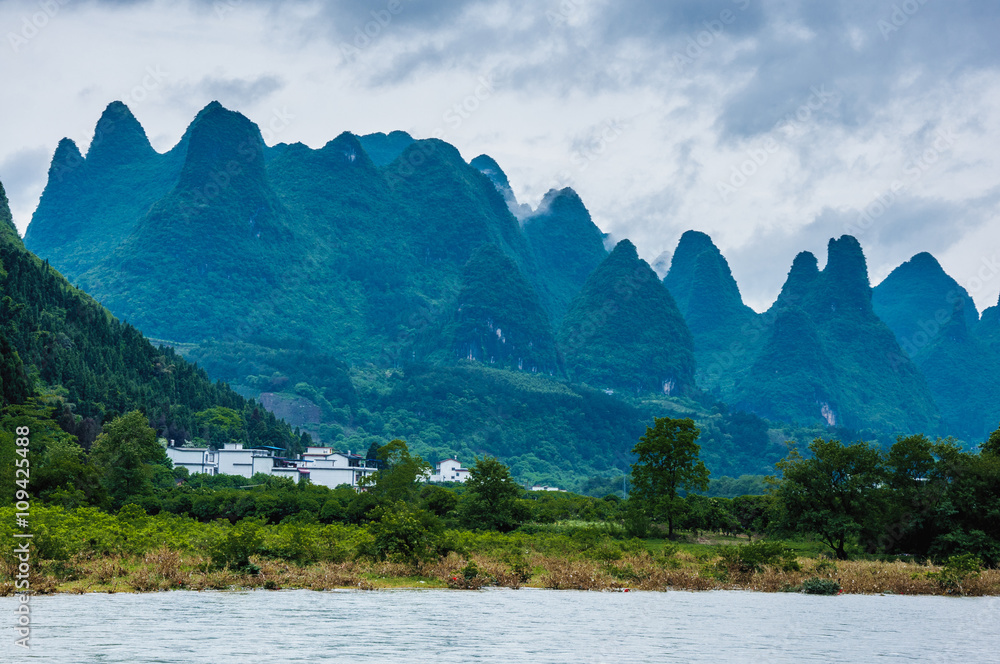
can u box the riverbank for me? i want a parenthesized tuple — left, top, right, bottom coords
(5, 548, 999, 596)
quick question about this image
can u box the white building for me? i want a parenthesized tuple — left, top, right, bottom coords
(215, 443, 282, 478)
(165, 443, 376, 488)
(165, 445, 218, 476)
(426, 458, 470, 483)
(296, 446, 377, 489)
(529, 485, 566, 492)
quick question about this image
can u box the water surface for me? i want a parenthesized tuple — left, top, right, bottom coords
(3, 588, 998, 662)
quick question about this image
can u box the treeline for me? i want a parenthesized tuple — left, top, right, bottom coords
(3, 393, 998, 569)
(774, 433, 1000, 564)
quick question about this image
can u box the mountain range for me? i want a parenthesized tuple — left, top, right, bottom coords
(16, 100, 1000, 488)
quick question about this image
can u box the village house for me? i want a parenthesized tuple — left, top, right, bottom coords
(529, 484, 566, 492)
(426, 457, 470, 483)
(164, 442, 377, 488)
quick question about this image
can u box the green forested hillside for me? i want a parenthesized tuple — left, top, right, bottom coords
(21, 100, 999, 492)
(23, 103, 186, 277)
(445, 244, 561, 374)
(663, 230, 759, 389)
(0, 178, 301, 452)
(873, 253, 1000, 439)
(558, 240, 696, 395)
(357, 130, 415, 167)
(522, 188, 608, 323)
(732, 237, 939, 433)
(22, 102, 684, 488)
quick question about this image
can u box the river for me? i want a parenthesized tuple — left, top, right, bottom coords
(3, 588, 998, 662)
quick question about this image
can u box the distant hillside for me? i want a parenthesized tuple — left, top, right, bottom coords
(874, 253, 1000, 439)
(522, 188, 608, 323)
(559, 240, 696, 395)
(23, 102, 694, 488)
(732, 237, 939, 433)
(23, 100, 999, 489)
(663, 231, 759, 391)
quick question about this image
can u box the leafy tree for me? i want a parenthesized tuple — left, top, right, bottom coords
(630, 417, 710, 538)
(774, 438, 886, 559)
(89, 410, 168, 506)
(0, 399, 104, 507)
(459, 456, 529, 532)
(421, 484, 459, 517)
(365, 501, 442, 566)
(360, 439, 430, 504)
(730, 494, 776, 538)
(194, 406, 245, 448)
(983, 423, 1000, 456)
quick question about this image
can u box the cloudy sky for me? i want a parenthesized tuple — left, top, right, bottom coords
(2, 0, 999, 312)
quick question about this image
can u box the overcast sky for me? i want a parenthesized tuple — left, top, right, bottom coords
(2, 0, 999, 312)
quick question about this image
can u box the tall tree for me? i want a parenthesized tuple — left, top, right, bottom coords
(983, 423, 1000, 456)
(89, 410, 168, 506)
(774, 438, 886, 560)
(361, 439, 430, 504)
(630, 417, 710, 538)
(459, 456, 528, 532)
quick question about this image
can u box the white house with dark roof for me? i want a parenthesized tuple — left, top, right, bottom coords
(426, 457, 470, 483)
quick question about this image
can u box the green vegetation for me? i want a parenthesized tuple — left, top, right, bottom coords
(0, 181, 302, 457)
(733, 238, 940, 433)
(663, 230, 758, 388)
(23, 102, 998, 495)
(3, 405, 1000, 596)
(445, 244, 560, 374)
(775, 433, 1000, 564)
(558, 240, 695, 395)
(521, 187, 608, 323)
(873, 252, 1000, 440)
(630, 417, 709, 538)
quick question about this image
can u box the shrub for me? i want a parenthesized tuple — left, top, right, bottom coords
(210, 518, 265, 573)
(814, 559, 838, 575)
(364, 502, 440, 566)
(801, 577, 841, 595)
(623, 502, 651, 539)
(928, 553, 982, 594)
